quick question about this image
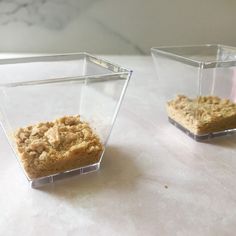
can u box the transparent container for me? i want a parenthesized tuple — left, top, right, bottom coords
(151, 44, 236, 141)
(0, 53, 132, 187)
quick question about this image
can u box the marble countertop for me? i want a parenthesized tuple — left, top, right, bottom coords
(1, 55, 236, 236)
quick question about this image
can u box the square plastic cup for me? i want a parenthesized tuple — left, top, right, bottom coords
(151, 44, 236, 141)
(0, 53, 132, 187)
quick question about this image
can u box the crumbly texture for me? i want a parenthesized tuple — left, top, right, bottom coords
(167, 95, 236, 135)
(15, 115, 104, 179)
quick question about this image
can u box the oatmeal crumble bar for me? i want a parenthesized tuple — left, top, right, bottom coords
(167, 95, 236, 135)
(15, 115, 104, 179)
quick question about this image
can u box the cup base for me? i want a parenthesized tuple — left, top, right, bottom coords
(30, 162, 100, 188)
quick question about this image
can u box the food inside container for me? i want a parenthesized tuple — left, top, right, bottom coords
(15, 115, 104, 179)
(151, 44, 236, 140)
(167, 95, 236, 137)
(0, 53, 132, 187)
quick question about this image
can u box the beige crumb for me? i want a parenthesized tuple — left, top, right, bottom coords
(15, 115, 104, 179)
(167, 95, 236, 135)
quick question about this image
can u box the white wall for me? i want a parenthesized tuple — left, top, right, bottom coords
(0, 0, 236, 54)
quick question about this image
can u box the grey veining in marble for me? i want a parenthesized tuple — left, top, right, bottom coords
(0, 1, 236, 54)
(0, 0, 145, 54)
(0, 0, 94, 29)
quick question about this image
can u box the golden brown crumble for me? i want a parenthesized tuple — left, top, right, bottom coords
(15, 115, 104, 179)
(167, 95, 236, 135)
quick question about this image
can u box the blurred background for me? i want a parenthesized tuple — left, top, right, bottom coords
(0, 0, 235, 54)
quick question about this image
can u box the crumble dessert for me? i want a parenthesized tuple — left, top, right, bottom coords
(15, 115, 104, 179)
(167, 95, 236, 135)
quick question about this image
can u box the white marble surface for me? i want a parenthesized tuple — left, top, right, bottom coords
(1, 55, 236, 235)
(0, 0, 236, 54)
